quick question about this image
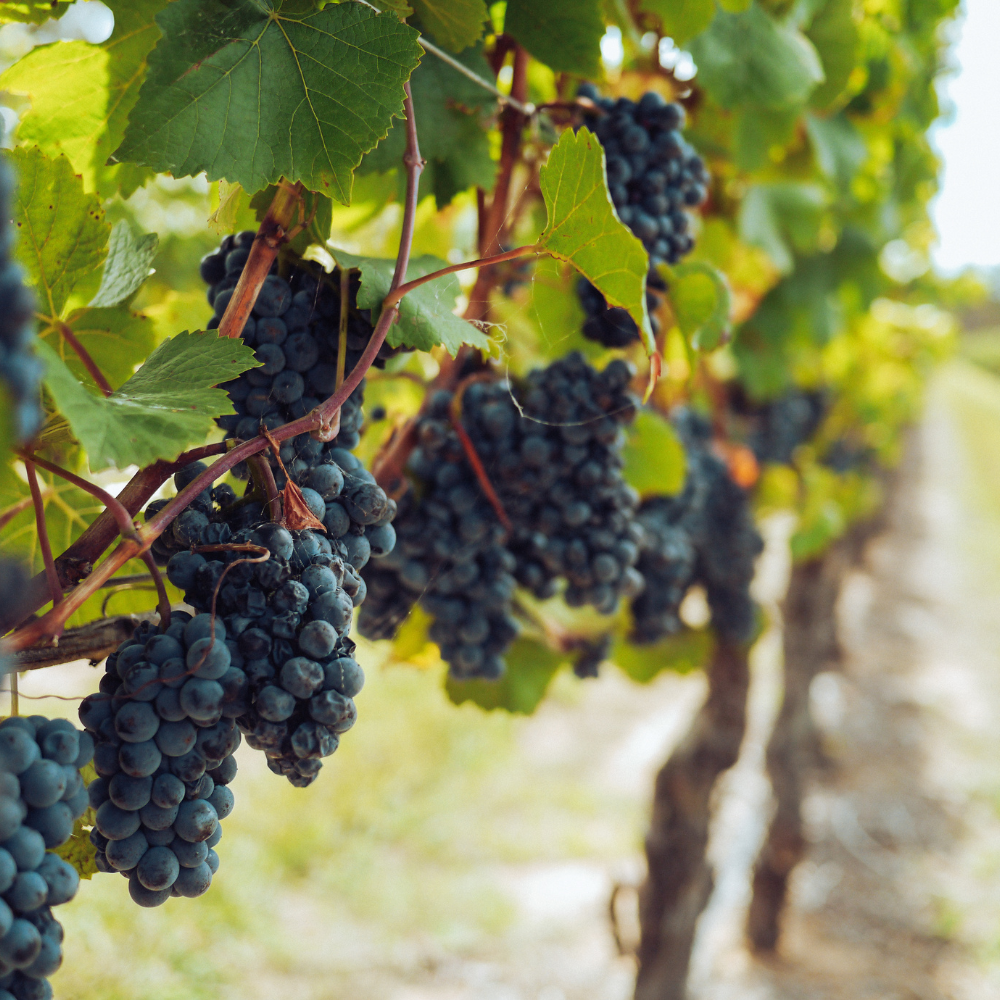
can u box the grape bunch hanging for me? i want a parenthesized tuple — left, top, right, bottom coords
(0, 716, 94, 1000)
(573, 85, 709, 349)
(79, 616, 237, 906)
(359, 352, 644, 679)
(200, 233, 409, 487)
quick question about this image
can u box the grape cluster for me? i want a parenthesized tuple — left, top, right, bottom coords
(360, 353, 644, 676)
(0, 715, 94, 1000)
(360, 394, 518, 680)
(0, 153, 43, 444)
(78, 616, 239, 906)
(573, 85, 708, 349)
(746, 389, 827, 466)
(630, 410, 763, 645)
(165, 521, 373, 787)
(200, 232, 401, 486)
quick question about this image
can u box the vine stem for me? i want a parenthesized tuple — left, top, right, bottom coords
(7, 79, 425, 653)
(140, 551, 170, 630)
(217, 180, 304, 340)
(0, 442, 227, 635)
(246, 453, 282, 523)
(24, 460, 62, 611)
(55, 321, 113, 397)
(17, 449, 140, 542)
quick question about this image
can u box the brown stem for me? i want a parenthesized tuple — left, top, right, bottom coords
(25, 460, 62, 610)
(635, 641, 750, 1000)
(218, 180, 304, 339)
(140, 551, 170, 631)
(468, 44, 529, 318)
(11, 615, 138, 671)
(246, 453, 282, 523)
(747, 519, 880, 952)
(18, 449, 140, 542)
(336, 268, 350, 391)
(0, 442, 226, 635)
(450, 373, 511, 530)
(55, 321, 113, 396)
(391, 81, 423, 294)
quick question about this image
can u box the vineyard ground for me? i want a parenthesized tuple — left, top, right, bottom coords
(15, 360, 1000, 1000)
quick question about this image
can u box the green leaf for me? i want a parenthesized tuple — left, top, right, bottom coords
(1, 0, 167, 197)
(536, 128, 653, 352)
(805, 0, 858, 110)
(40, 307, 157, 391)
(114, 0, 423, 204)
(718, 0, 751, 10)
(689, 2, 824, 110)
(504, 0, 604, 77)
(9, 147, 108, 318)
(737, 182, 827, 274)
(622, 409, 686, 499)
(612, 629, 712, 683)
(663, 260, 731, 351)
(639, 0, 714, 46)
(89, 222, 159, 308)
(37, 332, 259, 471)
(0, 1, 73, 25)
(329, 249, 492, 355)
(412, 0, 487, 52)
(445, 638, 567, 713)
(360, 44, 497, 207)
(733, 105, 800, 172)
(805, 112, 867, 189)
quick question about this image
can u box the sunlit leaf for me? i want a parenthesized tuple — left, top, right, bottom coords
(536, 128, 653, 352)
(623, 410, 687, 499)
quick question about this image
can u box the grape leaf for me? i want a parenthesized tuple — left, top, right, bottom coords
(0, 1, 72, 24)
(639, 0, 714, 46)
(611, 629, 711, 684)
(536, 127, 653, 353)
(805, 112, 867, 190)
(663, 260, 732, 351)
(329, 249, 491, 355)
(37, 332, 259, 471)
(623, 410, 686, 499)
(412, 0, 487, 52)
(503, 0, 604, 77)
(360, 43, 497, 207)
(806, 0, 858, 110)
(445, 638, 567, 714)
(738, 182, 828, 274)
(89, 221, 159, 308)
(113, 0, 423, 204)
(9, 146, 108, 318)
(688, 2, 824, 110)
(39, 307, 157, 391)
(1, 0, 167, 197)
